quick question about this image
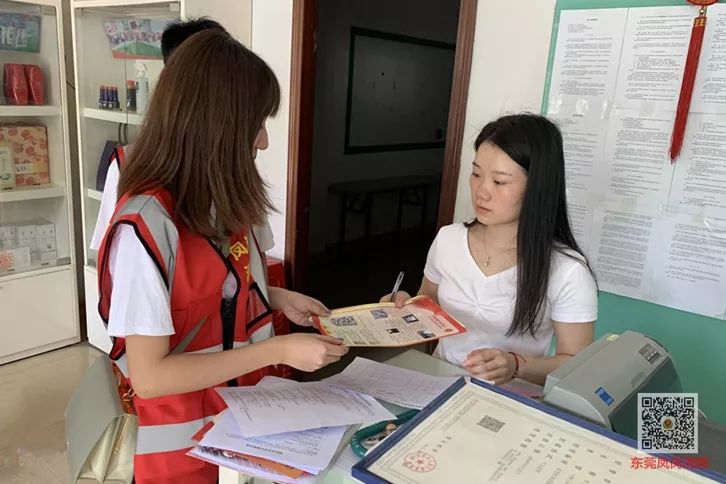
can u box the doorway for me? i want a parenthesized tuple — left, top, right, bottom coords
(286, 0, 477, 308)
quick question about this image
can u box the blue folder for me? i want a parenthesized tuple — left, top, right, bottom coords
(352, 378, 726, 483)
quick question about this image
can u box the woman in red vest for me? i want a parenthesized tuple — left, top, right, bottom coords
(97, 29, 348, 483)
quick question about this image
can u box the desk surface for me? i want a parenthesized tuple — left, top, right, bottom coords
(219, 350, 726, 483)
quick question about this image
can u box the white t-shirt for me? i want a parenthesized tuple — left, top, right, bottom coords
(93, 162, 275, 337)
(425, 224, 598, 366)
(89, 161, 121, 251)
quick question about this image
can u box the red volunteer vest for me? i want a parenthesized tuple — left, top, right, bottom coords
(98, 187, 275, 484)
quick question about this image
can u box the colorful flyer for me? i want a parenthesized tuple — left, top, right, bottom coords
(314, 296, 467, 347)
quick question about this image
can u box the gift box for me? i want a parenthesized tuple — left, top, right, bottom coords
(3, 63, 28, 105)
(23, 64, 44, 105)
(0, 246, 31, 273)
(38, 250, 57, 266)
(0, 224, 16, 249)
(0, 141, 15, 189)
(16, 220, 36, 250)
(35, 220, 56, 251)
(14, 219, 56, 254)
(0, 124, 50, 186)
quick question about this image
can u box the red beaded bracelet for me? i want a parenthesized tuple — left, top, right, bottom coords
(508, 351, 527, 378)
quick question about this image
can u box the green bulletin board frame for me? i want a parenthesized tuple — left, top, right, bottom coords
(541, 0, 726, 424)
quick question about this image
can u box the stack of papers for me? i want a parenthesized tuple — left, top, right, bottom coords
(188, 359, 462, 482)
(216, 379, 396, 437)
(188, 376, 395, 482)
(189, 410, 348, 483)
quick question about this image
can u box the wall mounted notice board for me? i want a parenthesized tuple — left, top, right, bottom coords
(345, 27, 456, 154)
(542, 0, 726, 321)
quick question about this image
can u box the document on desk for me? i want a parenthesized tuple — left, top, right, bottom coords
(189, 445, 317, 484)
(216, 381, 395, 438)
(326, 357, 458, 410)
(199, 410, 346, 474)
(313, 296, 466, 347)
(362, 381, 713, 483)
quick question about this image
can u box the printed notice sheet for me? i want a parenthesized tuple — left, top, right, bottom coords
(547, 4, 726, 319)
(365, 382, 713, 483)
(313, 296, 466, 347)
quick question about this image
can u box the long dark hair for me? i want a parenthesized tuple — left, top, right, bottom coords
(119, 29, 280, 238)
(467, 113, 593, 337)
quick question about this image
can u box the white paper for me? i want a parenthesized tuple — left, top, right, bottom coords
(550, 106, 610, 198)
(546, 5, 726, 320)
(590, 207, 659, 298)
(652, 213, 726, 319)
(216, 381, 395, 438)
(692, 4, 726, 113)
(189, 445, 316, 484)
(326, 357, 458, 410)
(547, 8, 626, 112)
(602, 113, 675, 207)
(670, 114, 726, 214)
(565, 195, 596, 261)
(200, 410, 347, 473)
(614, 6, 693, 111)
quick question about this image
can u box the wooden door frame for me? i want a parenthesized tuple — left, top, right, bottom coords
(285, 0, 478, 291)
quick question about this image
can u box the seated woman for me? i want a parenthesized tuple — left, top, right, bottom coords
(385, 113, 597, 386)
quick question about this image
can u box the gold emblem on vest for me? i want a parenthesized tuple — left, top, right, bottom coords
(229, 241, 248, 261)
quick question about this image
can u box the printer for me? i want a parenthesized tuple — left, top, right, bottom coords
(541, 331, 726, 475)
(542, 331, 681, 440)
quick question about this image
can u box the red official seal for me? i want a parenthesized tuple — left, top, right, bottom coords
(403, 451, 437, 473)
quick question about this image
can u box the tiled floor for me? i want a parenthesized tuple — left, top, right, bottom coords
(0, 344, 103, 484)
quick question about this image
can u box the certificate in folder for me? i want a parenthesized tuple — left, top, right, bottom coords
(353, 379, 724, 484)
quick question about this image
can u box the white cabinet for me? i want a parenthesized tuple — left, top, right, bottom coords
(0, 0, 80, 363)
(70, 0, 251, 352)
(0, 267, 78, 364)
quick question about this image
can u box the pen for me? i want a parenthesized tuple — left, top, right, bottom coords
(390, 271, 405, 302)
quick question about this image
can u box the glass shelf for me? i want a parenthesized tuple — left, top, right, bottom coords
(73, 1, 179, 266)
(1, 0, 71, 279)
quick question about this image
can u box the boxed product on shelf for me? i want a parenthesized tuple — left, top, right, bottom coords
(0, 219, 57, 270)
(0, 246, 31, 273)
(35, 220, 56, 251)
(0, 224, 16, 249)
(0, 124, 50, 186)
(38, 249, 56, 266)
(16, 220, 36, 249)
(0, 13, 41, 53)
(0, 141, 15, 190)
(14, 218, 56, 253)
(3, 63, 28, 105)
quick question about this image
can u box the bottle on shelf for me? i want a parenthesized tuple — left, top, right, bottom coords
(126, 80, 137, 112)
(136, 62, 148, 114)
(111, 86, 120, 110)
(98, 85, 107, 109)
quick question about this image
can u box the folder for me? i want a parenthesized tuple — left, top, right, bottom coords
(352, 378, 725, 483)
